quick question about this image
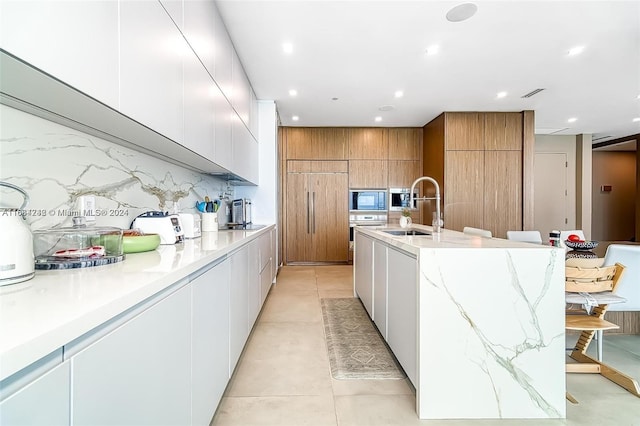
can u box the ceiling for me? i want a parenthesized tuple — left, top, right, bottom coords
(216, 1, 640, 144)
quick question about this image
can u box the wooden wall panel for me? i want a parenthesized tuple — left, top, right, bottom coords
(522, 110, 535, 231)
(348, 128, 387, 159)
(349, 160, 388, 188)
(483, 151, 522, 239)
(484, 112, 523, 150)
(388, 128, 422, 160)
(312, 128, 348, 159)
(388, 160, 421, 188)
(444, 113, 483, 150)
(444, 151, 484, 232)
(423, 114, 446, 225)
(285, 127, 314, 159)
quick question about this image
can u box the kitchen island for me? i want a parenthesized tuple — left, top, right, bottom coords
(353, 224, 566, 420)
(0, 225, 276, 425)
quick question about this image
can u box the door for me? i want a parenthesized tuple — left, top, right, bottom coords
(310, 172, 349, 262)
(286, 172, 312, 262)
(534, 152, 567, 239)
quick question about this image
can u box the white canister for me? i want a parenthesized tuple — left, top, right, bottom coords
(201, 212, 218, 232)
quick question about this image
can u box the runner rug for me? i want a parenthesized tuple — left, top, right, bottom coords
(320, 298, 405, 380)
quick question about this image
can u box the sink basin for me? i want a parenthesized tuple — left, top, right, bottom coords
(382, 229, 431, 236)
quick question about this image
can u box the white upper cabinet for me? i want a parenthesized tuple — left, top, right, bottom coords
(231, 50, 251, 128)
(120, 0, 186, 144)
(213, 84, 233, 171)
(0, 0, 119, 109)
(183, 52, 216, 161)
(212, 4, 233, 103)
(232, 115, 259, 184)
(183, 0, 217, 78)
(159, 0, 184, 31)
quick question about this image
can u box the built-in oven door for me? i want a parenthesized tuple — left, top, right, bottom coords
(389, 188, 419, 211)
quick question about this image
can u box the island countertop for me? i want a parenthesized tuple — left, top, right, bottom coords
(0, 225, 274, 382)
(353, 224, 567, 420)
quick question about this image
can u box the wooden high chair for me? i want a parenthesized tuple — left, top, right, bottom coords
(565, 262, 640, 401)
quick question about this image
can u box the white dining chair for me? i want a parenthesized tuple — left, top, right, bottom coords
(506, 230, 542, 244)
(603, 244, 640, 311)
(463, 227, 492, 238)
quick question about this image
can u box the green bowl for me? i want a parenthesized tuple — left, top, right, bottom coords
(122, 234, 161, 254)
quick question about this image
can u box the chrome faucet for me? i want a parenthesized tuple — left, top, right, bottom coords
(409, 176, 442, 233)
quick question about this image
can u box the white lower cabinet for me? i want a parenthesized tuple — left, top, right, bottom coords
(248, 238, 261, 330)
(354, 232, 374, 318)
(229, 246, 249, 374)
(0, 360, 70, 426)
(191, 259, 230, 426)
(373, 240, 388, 339)
(71, 285, 192, 426)
(386, 247, 417, 386)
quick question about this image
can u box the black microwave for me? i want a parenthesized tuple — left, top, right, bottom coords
(349, 190, 387, 211)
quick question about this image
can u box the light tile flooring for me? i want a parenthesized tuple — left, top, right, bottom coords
(211, 265, 640, 426)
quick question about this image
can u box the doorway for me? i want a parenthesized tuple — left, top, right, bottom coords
(534, 152, 568, 239)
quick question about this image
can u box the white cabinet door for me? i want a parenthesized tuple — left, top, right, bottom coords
(229, 246, 249, 373)
(271, 227, 278, 282)
(0, 361, 70, 426)
(386, 247, 417, 386)
(232, 118, 259, 184)
(248, 238, 261, 330)
(373, 240, 388, 339)
(191, 259, 230, 426)
(231, 50, 251, 127)
(213, 85, 233, 170)
(183, 0, 217, 77)
(184, 53, 216, 160)
(212, 3, 233, 99)
(120, 0, 186, 143)
(354, 232, 374, 318)
(260, 259, 273, 305)
(71, 285, 191, 425)
(0, 0, 119, 109)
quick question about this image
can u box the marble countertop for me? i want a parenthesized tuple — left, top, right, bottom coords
(355, 224, 550, 255)
(0, 225, 274, 381)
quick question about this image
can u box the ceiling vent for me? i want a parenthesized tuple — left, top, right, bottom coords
(521, 88, 545, 98)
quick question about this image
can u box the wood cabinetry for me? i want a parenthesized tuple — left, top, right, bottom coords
(280, 127, 422, 264)
(349, 160, 388, 188)
(388, 128, 422, 160)
(423, 111, 533, 238)
(349, 128, 387, 159)
(284, 127, 348, 160)
(286, 161, 349, 263)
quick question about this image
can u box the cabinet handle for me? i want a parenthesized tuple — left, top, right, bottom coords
(307, 191, 311, 233)
(312, 192, 316, 234)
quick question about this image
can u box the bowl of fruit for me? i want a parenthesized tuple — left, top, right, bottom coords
(564, 233, 598, 251)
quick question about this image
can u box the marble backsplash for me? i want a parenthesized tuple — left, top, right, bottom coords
(0, 105, 231, 231)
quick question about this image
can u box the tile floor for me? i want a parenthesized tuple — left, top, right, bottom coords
(211, 265, 640, 426)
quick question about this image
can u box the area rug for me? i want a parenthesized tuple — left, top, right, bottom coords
(320, 298, 405, 379)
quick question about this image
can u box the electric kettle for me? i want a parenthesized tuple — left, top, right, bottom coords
(0, 181, 35, 286)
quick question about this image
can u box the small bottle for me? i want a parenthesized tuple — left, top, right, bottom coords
(549, 230, 561, 247)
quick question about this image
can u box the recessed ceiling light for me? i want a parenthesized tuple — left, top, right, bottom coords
(567, 117, 578, 123)
(633, 117, 640, 123)
(446, 3, 478, 22)
(292, 115, 299, 121)
(567, 46, 585, 56)
(289, 89, 297, 97)
(282, 42, 293, 54)
(637, 94, 640, 99)
(425, 45, 439, 55)
(394, 90, 404, 98)
(375, 116, 382, 122)
(496, 91, 507, 99)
